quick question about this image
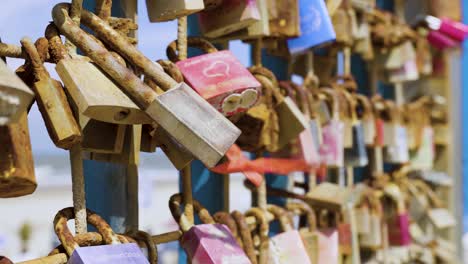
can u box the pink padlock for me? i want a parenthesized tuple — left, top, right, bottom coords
(319, 89, 344, 167)
(387, 212, 411, 246)
(267, 205, 312, 264)
(425, 15, 468, 42)
(427, 30, 457, 50)
(167, 37, 261, 116)
(169, 194, 251, 264)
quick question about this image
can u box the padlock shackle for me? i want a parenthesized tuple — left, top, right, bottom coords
(231, 210, 257, 264)
(76, 5, 178, 91)
(213, 212, 243, 247)
(45, 23, 70, 64)
(319, 88, 340, 120)
(169, 193, 215, 232)
(53, 207, 121, 257)
(52, 3, 158, 108)
(267, 204, 294, 232)
(285, 202, 317, 232)
(126, 230, 158, 264)
(166, 37, 218, 62)
(245, 207, 269, 262)
(355, 94, 374, 120)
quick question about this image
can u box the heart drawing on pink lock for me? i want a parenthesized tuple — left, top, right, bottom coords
(202, 60, 230, 78)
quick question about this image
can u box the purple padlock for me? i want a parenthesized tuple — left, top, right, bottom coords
(169, 194, 251, 264)
(69, 243, 149, 264)
(53, 208, 150, 264)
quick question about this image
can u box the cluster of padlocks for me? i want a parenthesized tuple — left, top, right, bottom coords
(0, 0, 466, 263)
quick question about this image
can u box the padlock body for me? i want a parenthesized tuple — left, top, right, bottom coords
(317, 228, 339, 264)
(68, 243, 149, 264)
(287, 0, 336, 53)
(276, 97, 309, 150)
(145, 82, 241, 168)
(387, 213, 411, 246)
(268, 230, 312, 264)
(181, 224, 251, 264)
(0, 59, 34, 125)
(176, 50, 261, 116)
(344, 123, 369, 167)
(198, 0, 261, 38)
(299, 230, 319, 263)
(319, 119, 344, 167)
(0, 113, 36, 198)
(146, 0, 204, 22)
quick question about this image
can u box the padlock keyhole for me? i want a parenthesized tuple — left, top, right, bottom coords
(114, 109, 130, 121)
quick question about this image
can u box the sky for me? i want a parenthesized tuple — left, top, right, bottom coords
(0, 0, 250, 155)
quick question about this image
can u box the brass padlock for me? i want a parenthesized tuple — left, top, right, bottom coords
(0, 57, 34, 126)
(0, 113, 36, 198)
(53, 3, 241, 167)
(268, 0, 301, 38)
(146, 0, 205, 22)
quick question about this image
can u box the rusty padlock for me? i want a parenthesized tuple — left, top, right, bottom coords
(0, 53, 34, 126)
(267, 204, 312, 264)
(285, 202, 319, 263)
(53, 3, 241, 167)
(167, 37, 261, 116)
(169, 194, 251, 263)
(54, 207, 149, 263)
(250, 66, 308, 151)
(20, 37, 82, 150)
(0, 113, 36, 198)
(198, 0, 261, 38)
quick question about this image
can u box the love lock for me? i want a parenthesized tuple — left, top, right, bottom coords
(167, 37, 261, 116)
(53, 3, 241, 167)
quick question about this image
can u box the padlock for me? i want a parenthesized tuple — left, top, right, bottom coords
(146, 0, 205, 22)
(412, 180, 456, 230)
(266, 204, 312, 264)
(355, 94, 376, 146)
(167, 37, 261, 116)
(316, 209, 339, 264)
(383, 100, 409, 164)
(245, 208, 269, 264)
(20, 37, 82, 150)
(383, 183, 411, 246)
(331, 7, 354, 46)
(252, 70, 308, 151)
(0, 113, 36, 198)
(274, 81, 319, 167)
(318, 89, 344, 167)
(285, 202, 319, 263)
(306, 182, 352, 212)
(338, 89, 368, 167)
(169, 194, 251, 263)
(424, 15, 468, 42)
(235, 71, 277, 152)
(410, 126, 435, 170)
(53, 208, 149, 263)
(214, 0, 270, 40)
(0, 55, 34, 126)
(231, 210, 257, 264)
(287, 0, 335, 54)
(54, 4, 241, 168)
(267, 0, 300, 38)
(198, 0, 261, 38)
(359, 191, 383, 250)
(56, 56, 152, 125)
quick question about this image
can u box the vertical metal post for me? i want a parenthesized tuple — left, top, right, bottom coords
(461, 0, 468, 260)
(82, 0, 139, 234)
